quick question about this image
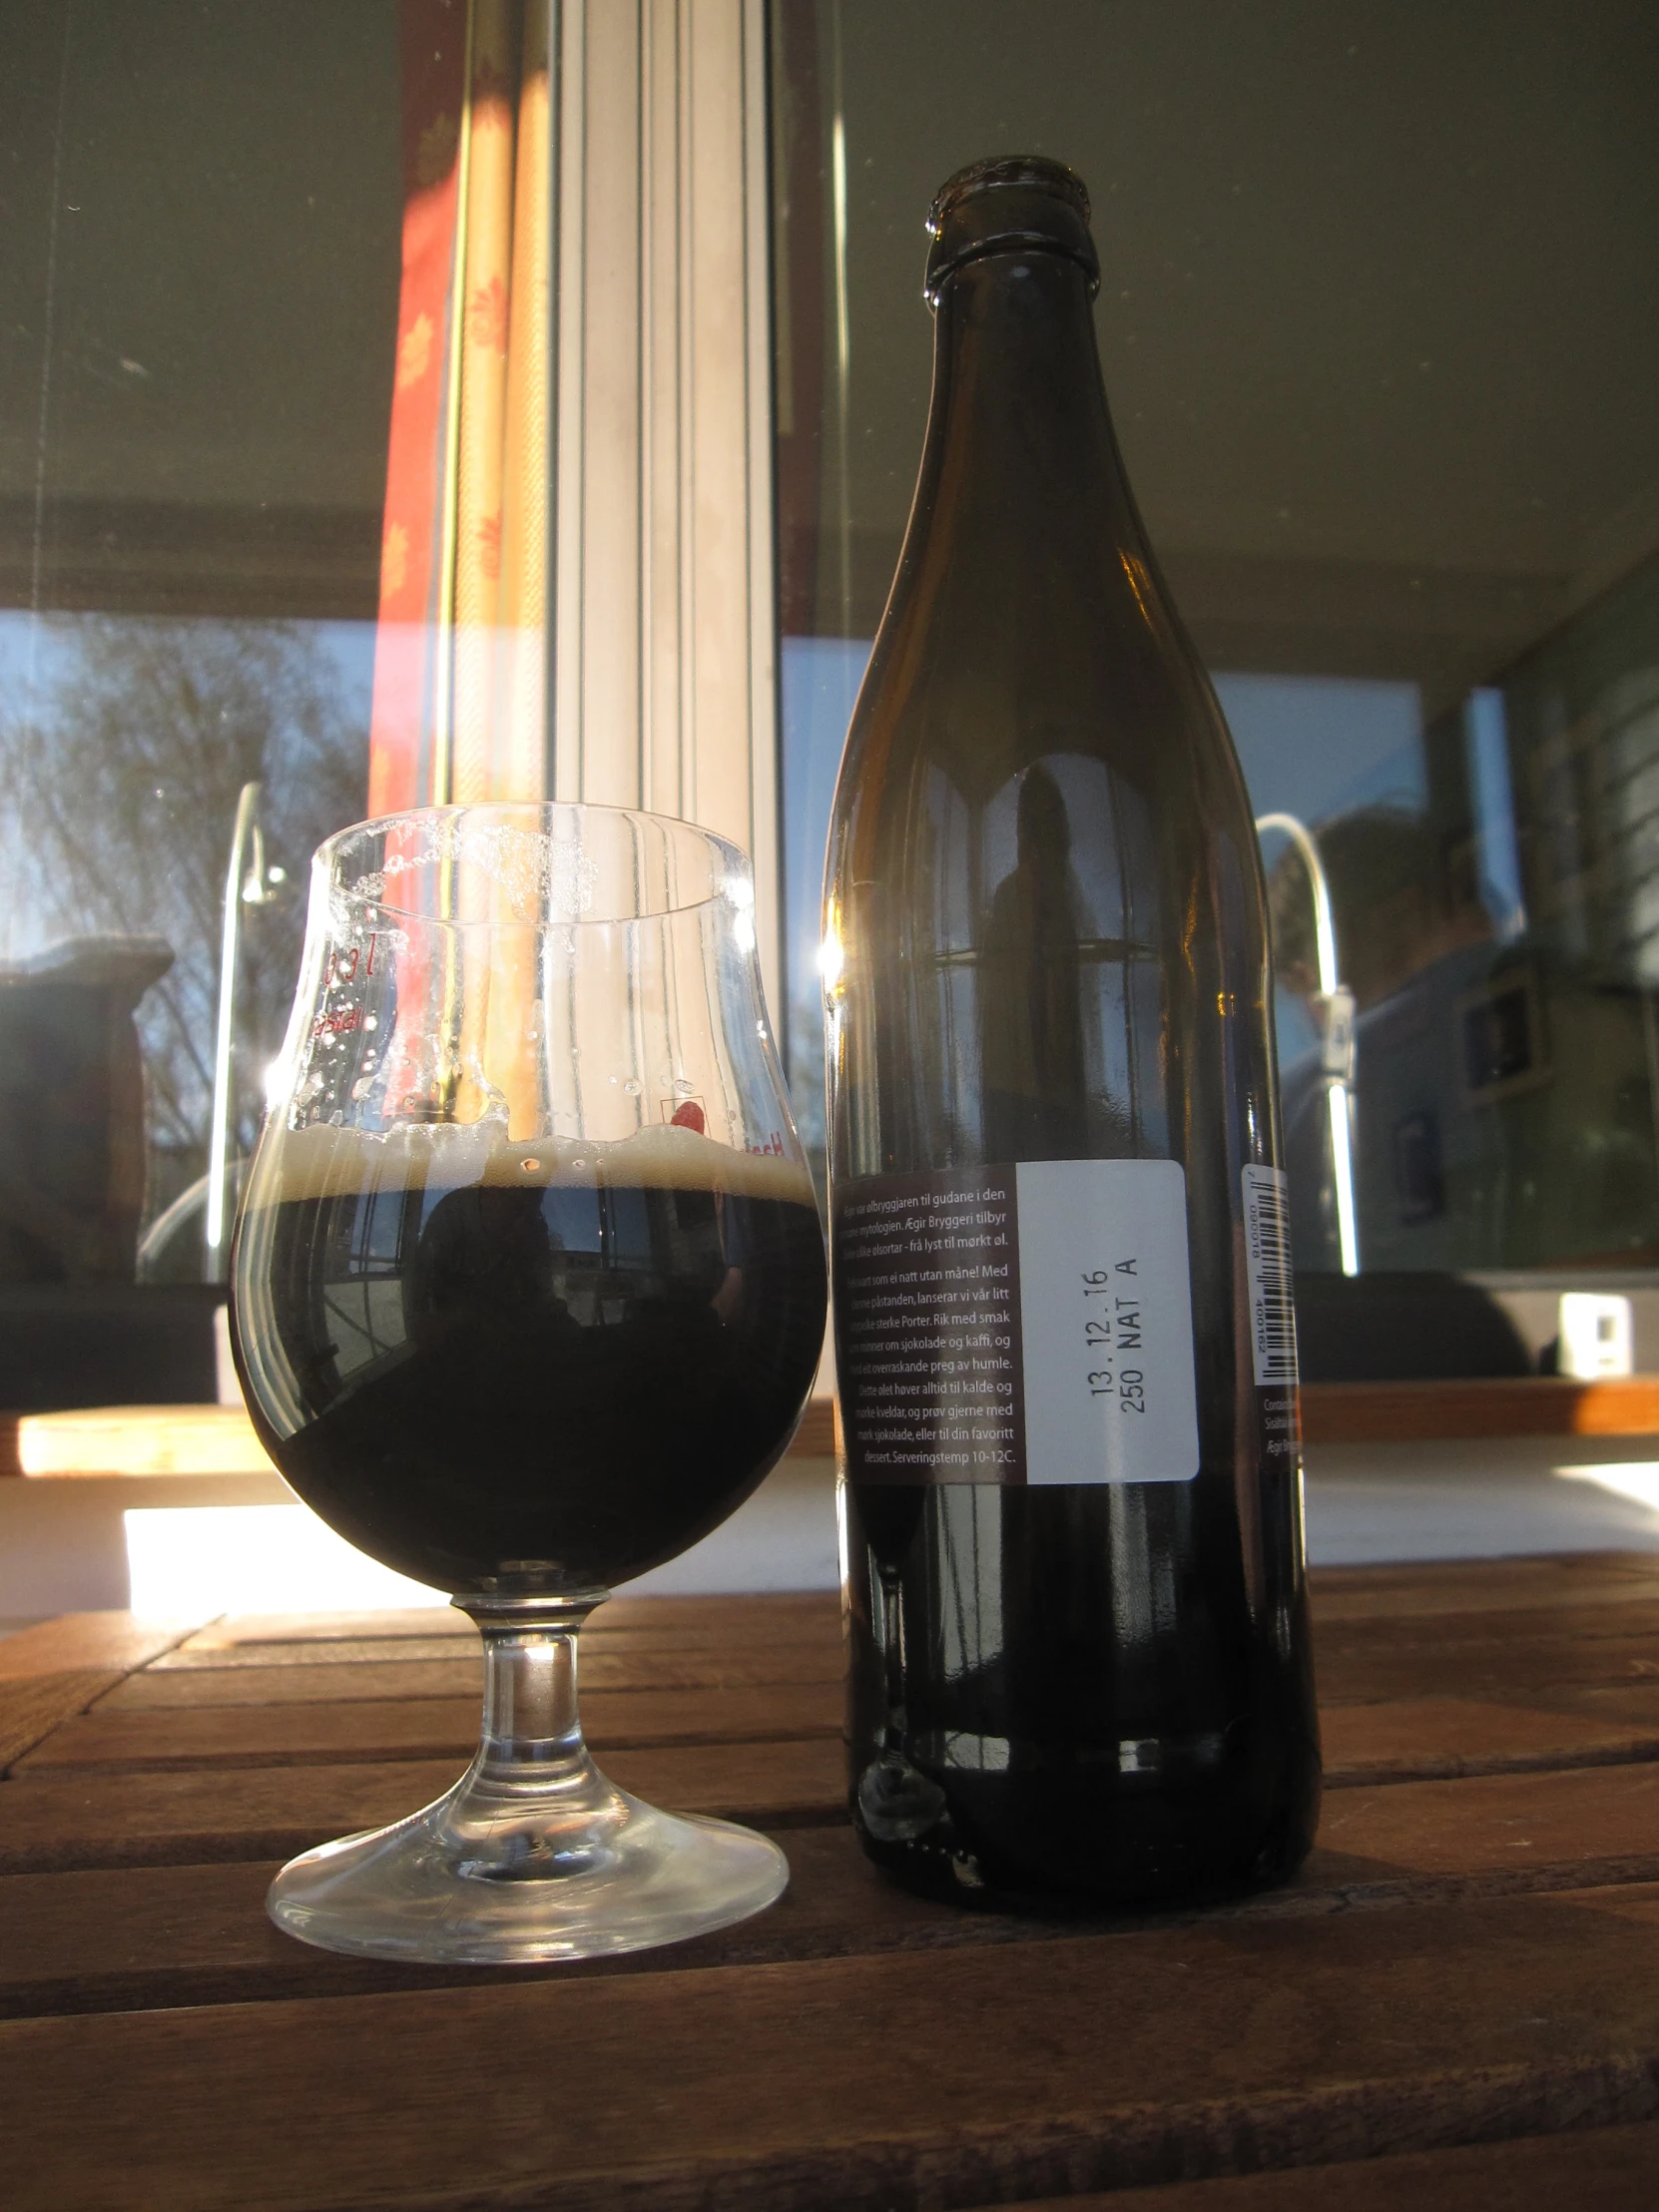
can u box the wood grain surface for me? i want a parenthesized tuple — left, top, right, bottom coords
(989, 2123, 1659, 2210)
(9, 1892, 1659, 2211)
(17, 1680, 843, 1771)
(0, 1612, 205, 1773)
(7, 1555, 1659, 2209)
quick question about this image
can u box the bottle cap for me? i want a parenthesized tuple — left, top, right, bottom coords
(924, 156, 1100, 302)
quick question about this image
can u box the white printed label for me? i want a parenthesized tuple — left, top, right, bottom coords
(1015, 1159, 1200, 1485)
(1242, 1165, 1299, 1386)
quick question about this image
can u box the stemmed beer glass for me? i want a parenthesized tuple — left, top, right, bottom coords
(232, 804, 827, 1962)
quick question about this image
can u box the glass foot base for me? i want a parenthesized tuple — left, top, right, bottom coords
(267, 1765, 790, 1964)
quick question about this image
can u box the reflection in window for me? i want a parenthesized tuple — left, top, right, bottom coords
(1, 0, 550, 1320)
(0, 613, 371, 1281)
(769, 0, 1659, 1285)
(0, 3, 398, 1391)
(786, 630, 1659, 1275)
(781, 636, 868, 1162)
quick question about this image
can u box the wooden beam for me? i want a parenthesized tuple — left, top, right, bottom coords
(1301, 1376, 1659, 1443)
(2, 1397, 837, 1477)
(4, 1374, 1655, 1483)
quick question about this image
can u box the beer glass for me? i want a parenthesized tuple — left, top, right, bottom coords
(232, 805, 827, 1962)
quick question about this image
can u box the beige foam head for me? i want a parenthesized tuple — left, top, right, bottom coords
(249, 1117, 816, 1208)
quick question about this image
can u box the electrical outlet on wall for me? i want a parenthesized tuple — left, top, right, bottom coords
(1558, 1293, 1634, 1381)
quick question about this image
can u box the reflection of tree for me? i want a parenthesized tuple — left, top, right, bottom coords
(0, 617, 364, 1209)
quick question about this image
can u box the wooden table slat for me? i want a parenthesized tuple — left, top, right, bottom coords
(156, 1622, 839, 1670)
(0, 1739, 846, 1874)
(11, 1556, 1659, 2210)
(18, 1680, 842, 1772)
(7, 1890, 1659, 2211)
(0, 1612, 207, 1681)
(0, 1612, 208, 1773)
(164, 1593, 1659, 1673)
(1316, 1626, 1659, 1704)
(1305, 1549, 1659, 1620)
(24, 1682, 1659, 1799)
(0, 1672, 120, 1777)
(101, 1656, 491, 1709)
(0, 1829, 1395, 2023)
(99, 1640, 841, 1711)
(1320, 1692, 1659, 1783)
(172, 1589, 839, 1657)
(983, 2121, 1659, 2212)
(11, 1732, 1659, 1908)
(95, 1629, 1659, 1719)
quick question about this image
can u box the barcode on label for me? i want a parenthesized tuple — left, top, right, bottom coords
(1242, 1166, 1299, 1387)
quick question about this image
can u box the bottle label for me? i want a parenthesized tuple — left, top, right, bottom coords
(1242, 1166, 1299, 1387)
(833, 1160, 1200, 1485)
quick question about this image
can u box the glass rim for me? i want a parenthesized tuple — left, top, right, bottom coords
(313, 801, 755, 927)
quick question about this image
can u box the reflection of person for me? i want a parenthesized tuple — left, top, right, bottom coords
(981, 763, 1087, 1161)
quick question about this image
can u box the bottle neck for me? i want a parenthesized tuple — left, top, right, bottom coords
(919, 248, 1136, 546)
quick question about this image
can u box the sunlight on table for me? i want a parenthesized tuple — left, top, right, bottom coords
(125, 1505, 441, 1616)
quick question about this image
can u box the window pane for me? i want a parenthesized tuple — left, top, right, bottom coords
(0, 4, 398, 1391)
(770, 0, 1659, 1286)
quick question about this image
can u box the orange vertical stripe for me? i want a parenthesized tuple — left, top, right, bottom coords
(497, 3, 552, 804)
(452, 0, 520, 805)
(367, 2, 468, 818)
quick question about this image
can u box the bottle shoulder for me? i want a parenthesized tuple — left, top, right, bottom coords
(827, 580, 1254, 892)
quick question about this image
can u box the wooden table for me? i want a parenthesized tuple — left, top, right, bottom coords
(5, 1555, 1659, 2209)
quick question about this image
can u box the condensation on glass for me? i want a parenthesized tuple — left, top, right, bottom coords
(769, 3, 1659, 1343)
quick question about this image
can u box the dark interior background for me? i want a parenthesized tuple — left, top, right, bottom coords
(770, 0, 1659, 1362)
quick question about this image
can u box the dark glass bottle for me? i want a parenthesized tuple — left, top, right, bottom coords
(824, 157, 1321, 1906)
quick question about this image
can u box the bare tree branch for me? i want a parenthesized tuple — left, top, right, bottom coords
(0, 615, 366, 1229)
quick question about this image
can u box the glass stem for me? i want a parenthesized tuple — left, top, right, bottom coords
(443, 1594, 617, 1866)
